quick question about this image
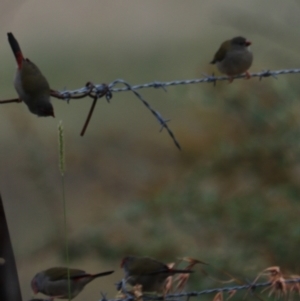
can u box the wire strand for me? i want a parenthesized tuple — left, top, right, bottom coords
(100, 277, 300, 301)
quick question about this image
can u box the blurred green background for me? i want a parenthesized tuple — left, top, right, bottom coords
(1, 0, 300, 300)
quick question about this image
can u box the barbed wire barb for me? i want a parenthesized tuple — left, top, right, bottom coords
(108, 79, 181, 150)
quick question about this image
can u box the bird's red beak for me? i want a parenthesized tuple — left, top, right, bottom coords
(120, 258, 126, 268)
(31, 280, 38, 294)
(245, 40, 251, 46)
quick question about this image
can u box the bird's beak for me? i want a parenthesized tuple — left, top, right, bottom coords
(245, 40, 251, 46)
(120, 259, 125, 268)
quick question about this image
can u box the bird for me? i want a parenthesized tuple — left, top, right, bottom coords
(210, 36, 253, 83)
(31, 267, 114, 300)
(7, 32, 54, 117)
(120, 256, 193, 293)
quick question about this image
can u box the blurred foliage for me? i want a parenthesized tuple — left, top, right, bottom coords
(63, 78, 300, 291)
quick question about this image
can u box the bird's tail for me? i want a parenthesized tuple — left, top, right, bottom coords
(7, 32, 24, 68)
(147, 269, 194, 275)
(92, 270, 114, 279)
(69, 270, 114, 282)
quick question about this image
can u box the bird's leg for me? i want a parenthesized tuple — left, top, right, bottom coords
(245, 71, 251, 79)
(228, 76, 234, 83)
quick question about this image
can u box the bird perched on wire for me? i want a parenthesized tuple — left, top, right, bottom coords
(30, 267, 114, 300)
(120, 256, 193, 293)
(7, 32, 54, 117)
(210, 36, 253, 83)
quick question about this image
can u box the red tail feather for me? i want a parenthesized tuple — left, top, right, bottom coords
(7, 32, 24, 68)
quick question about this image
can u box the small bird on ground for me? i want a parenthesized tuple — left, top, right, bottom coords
(31, 267, 114, 300)
(120, 256, 193, 293)
(210, 36, 253, 83)
(7, 32, 54, 117)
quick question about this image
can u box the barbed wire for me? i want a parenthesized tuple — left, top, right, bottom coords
(2, 69, 300, 149)
(53, 68, 300, 98)
(54, 68, 300, 148)
(96, 277, 300, 301)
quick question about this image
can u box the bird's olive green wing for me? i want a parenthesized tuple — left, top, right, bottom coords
(210, 40, 230, 64)
(45, 267, 86, 281)
(20, 60, 50, 95)
(129, 257, 167, 275)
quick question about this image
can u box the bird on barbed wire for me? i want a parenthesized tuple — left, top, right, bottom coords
(120, 255, 194, 293)
(7, 32, 54, 117)
(30, 267, 114, 300)
(210, 36, 253, 83)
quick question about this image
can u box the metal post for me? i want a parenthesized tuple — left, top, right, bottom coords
(0, 193, 23, 301)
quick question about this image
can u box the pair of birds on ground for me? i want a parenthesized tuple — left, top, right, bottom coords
(7, 33, 253, 119)
(30, 255, 194, 300)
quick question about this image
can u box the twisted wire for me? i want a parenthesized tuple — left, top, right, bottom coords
(99, 277, 300, 301)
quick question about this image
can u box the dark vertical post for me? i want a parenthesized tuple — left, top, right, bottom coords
(0, 194, 23, 301)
